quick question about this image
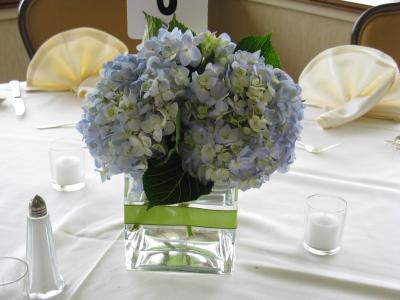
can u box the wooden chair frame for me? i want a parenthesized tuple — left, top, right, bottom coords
(17, 0, 139, 59)
(18, 0, 36, 58)
(351, 2, 400, 45)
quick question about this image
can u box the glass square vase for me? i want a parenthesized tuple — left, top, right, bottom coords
(124, 174, 238, 274)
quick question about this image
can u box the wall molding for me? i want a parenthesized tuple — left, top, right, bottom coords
(0, 0, 19, 10)
(0, 1, 360, 23)
(247, 0, 361, 22)
(0, 7, 17, 21)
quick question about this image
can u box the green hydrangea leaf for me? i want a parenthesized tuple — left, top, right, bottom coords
(143, 12, 165, 40)
(168, 14, 190, 33)
(235, 33, 281, 68)
(150, 148, 176, 168)
(260, 36, 281, 69)
(143, 153, 213, 208)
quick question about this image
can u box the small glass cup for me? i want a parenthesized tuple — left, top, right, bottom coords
(49, 138, 85, 192)
(0, 257, 29, 299)
(304, 194, 347, 255)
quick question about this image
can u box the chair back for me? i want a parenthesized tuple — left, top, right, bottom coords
(351, 2, 400, 66)
(18, 0, 141, 58)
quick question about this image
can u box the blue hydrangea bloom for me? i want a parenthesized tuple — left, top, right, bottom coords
(78, 28, 303, 191)
(180, 50, 303, 190)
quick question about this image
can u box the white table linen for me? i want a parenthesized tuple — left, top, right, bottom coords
(1, 84, 400, 300)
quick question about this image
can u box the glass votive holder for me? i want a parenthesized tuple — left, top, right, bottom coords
(304, 194, 347, 256)
(0, 257, 29, 300)
(49, 138, 85, 192)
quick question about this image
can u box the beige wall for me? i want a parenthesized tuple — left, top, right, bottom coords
(209, 0, 360, 80)
(0, 9, 29, 82)
(0, 1, 360, 82)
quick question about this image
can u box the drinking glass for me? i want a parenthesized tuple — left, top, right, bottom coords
(304, 194, 347, 255)
(0, 257, 29, 299)
(49, 138, 85, 192)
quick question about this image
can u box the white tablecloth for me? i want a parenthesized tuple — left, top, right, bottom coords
(1, 84, 400, 300)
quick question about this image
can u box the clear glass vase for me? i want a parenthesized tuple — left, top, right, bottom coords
(124, 174, 238, 274)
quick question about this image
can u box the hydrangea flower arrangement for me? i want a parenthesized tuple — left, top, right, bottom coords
(77, 15, 303, 207)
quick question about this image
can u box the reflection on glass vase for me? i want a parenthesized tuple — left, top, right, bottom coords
(124, 174, 238, 274)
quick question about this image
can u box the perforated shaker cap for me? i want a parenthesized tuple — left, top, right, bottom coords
(29, 195, 47, 217)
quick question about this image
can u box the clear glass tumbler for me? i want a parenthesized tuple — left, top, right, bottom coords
(304, 194, 347, 255)
(0, 257, 29, 299)
(49, 138, 85, 192)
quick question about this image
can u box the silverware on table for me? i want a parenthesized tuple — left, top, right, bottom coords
(9, 80, 25, 116)
(36, 122, 77, 129)
(385, 135, 400, 148)
(296, 141, 340, 154)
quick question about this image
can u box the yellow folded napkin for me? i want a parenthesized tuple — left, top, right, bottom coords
(299, 45, 400, 129)
(26, 27, 128, 98)
(367, 77, 400, 120)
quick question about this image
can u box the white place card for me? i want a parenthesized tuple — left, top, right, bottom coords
(127, 0, 208, 39)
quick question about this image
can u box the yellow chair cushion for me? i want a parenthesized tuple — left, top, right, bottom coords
(359, 13, 400, 67)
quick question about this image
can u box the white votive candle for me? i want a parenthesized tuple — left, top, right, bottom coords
(54, 156, 83, 186)
(306, 213, 341, 251)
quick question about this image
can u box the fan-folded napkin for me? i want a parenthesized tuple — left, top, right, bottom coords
(299, 45, 400, 129)
(26, 27, 128, 98)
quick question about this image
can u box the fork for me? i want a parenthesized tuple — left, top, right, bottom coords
(296, 141, 340, 154)
(385, 135, 400, 146)
(36, 122, 76, 129)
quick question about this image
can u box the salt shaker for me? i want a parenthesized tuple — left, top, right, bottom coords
(26, 195, 64, 299)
